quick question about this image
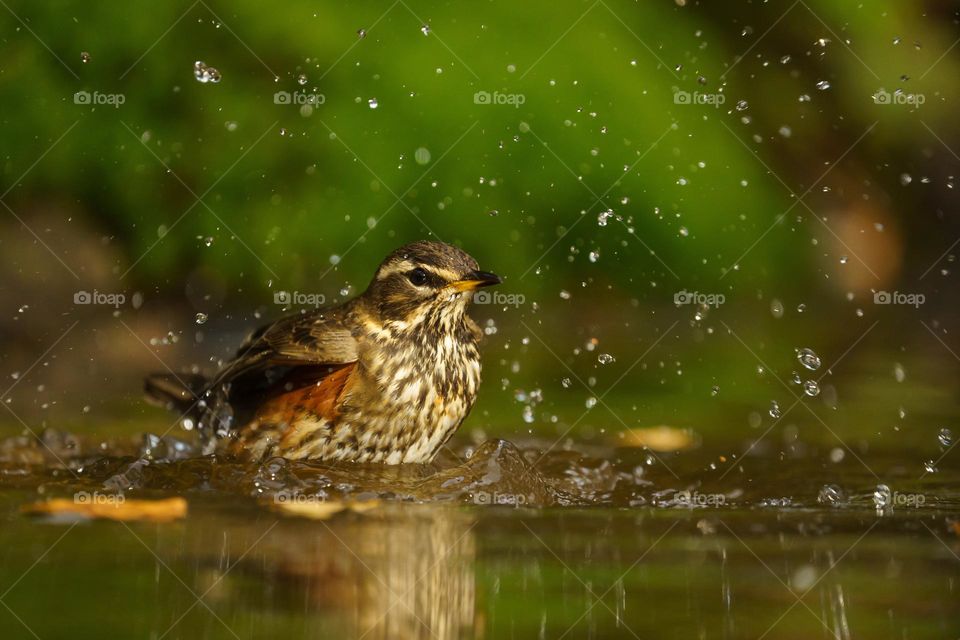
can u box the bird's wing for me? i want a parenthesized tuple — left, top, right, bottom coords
(208, 307, 359, 392)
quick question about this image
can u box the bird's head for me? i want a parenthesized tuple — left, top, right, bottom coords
(364, 241, 501, 329)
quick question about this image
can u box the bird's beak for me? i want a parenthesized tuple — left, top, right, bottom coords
(450, 270, 502, 291)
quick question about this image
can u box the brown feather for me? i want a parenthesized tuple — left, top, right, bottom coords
(256, 363, 357, 426)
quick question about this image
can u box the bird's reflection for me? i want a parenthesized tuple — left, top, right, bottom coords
(165, 505, 477, 640)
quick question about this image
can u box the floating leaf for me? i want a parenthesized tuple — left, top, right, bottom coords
(269, 498, 381, 520)
(21, 497, 187, 522)
(616, 426, 697, 451)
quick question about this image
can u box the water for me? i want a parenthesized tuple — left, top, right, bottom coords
(797, 347, 821, 371)
(802, 379, 821, 397)
(193, 60, 222, 84)
(2, 419, 958, 639)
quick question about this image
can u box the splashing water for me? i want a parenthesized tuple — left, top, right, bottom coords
(193, 60, 222, 84)
(796, 347, 821, 371)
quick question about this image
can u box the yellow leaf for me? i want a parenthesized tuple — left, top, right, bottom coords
(270, 498, 381, 520)
(21, 496, 187, 522)
(616, 426, 696, 451)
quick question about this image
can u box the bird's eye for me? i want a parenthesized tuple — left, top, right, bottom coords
(408, 267, 429, 286)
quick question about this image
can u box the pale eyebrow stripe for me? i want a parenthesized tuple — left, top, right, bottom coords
(377, 262, 459, 281)
(376, 260, 415, 279)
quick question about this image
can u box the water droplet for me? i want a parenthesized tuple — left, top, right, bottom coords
(588, 251, 599, 263)
(414, 147, 431, 165)
(780, 55, 791, 64)
(769, 401, 781, 418)
(900, 173, 912, 186)
(893, 363, 906, 382)
(815, 80, 831, 90)
(770, 299, 784, 318)
(193, 60, 221, 84)
(710, 385, 720, 397)
(559, 290, 571, 300)
(873, 484, 892, 508)
(796, 347, 821, 371)
(80, 51, 91, 64)
(195, 312, 208, 325)
(357, 28, 367, 38)
(368, 97, 379, 109)
(585, 397, 597, 409)
(594, 353, 615, 366)
(818, 484, 844, 505)
(420, 24, 430, 36)
(735, 100, 748, 111)
(802, 380, 820, 397)
(561, 377, 572, 388)
(923, 460, 938, 473)
(522, 405, 534, 423)
(297, 73, 307, 85)
(938, 427, 954, 447)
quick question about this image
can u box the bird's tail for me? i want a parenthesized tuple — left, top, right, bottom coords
(144, 373, 208, 415)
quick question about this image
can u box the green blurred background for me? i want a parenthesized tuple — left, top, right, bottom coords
(2, 0, 959, 457)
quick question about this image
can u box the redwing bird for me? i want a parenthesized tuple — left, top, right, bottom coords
(145, 241, 501, 464)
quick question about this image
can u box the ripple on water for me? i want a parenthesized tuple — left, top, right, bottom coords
(3, 429, 960, 513)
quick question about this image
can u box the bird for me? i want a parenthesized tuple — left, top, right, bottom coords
(144, 241, 501, 464)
